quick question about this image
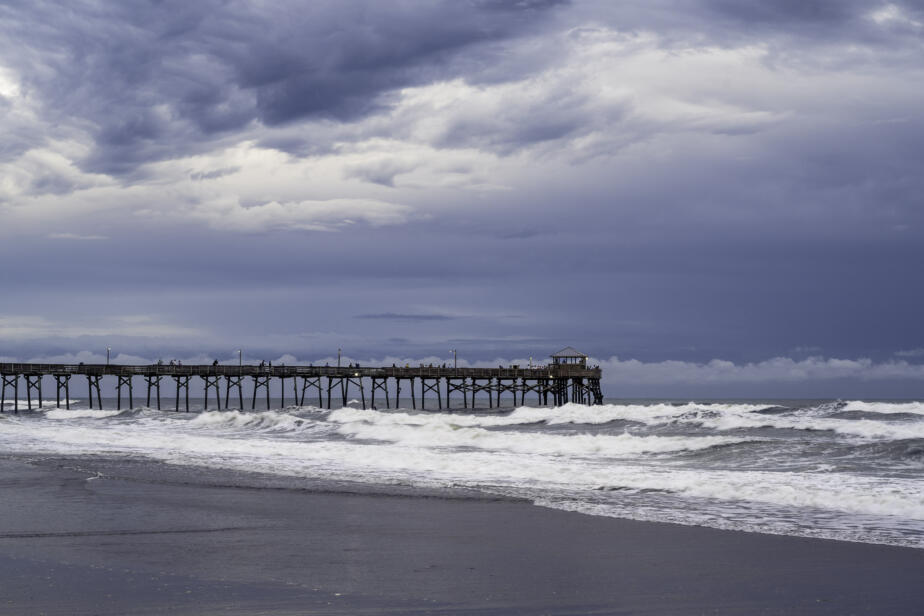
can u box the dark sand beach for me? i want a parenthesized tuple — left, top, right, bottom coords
(1, 456, 922, 615)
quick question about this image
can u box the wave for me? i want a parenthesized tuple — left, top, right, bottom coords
(841, 401, 924, 415)
(829, 410, 924, 422)
(44, 409, 124, 420)
(335, 420, 739, 457)
(328, 403, 771, 429)
(187, 410, 327, 434)
(331, 403, 924, 441)
(676, 408, 924, 440)
(830, 439, 924, 464)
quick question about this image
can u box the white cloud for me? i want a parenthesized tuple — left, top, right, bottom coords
(592, 355, 924, 385)
(188, 197, 412, 233)
(0, 314, 202, 340)
(869, 4, 923, 28)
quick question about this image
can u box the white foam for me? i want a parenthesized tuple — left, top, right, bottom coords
(328, 402, 750, 428)
(1, 414, 921, 523)
(44, 409, 123, 419)
(676, 407, 924, 440)
(336, 420, 738, 457)
(331, 403, 924, 441)
(841, 401, 924, 415)
(188, 410, 325, 434)
(2, 400, 80, 409)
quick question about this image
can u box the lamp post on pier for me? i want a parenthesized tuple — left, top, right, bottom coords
(338, 348, 342, 368)
(238, 349, 242, 368)
(106, 347, 111, 366)
(450, 349, 457, 369)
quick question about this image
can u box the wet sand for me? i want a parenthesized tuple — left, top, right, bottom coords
(1, 456, 922, 615)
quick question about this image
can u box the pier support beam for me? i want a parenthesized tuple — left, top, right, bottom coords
(394, 377, 416, 409)
(495, 378, 520, 408)
(471, 378, 494, 409)
(395, 378, 404, 410)
(87, 375, 103, 409)
(24, 375, 42, 410)
(570, 378, 587, 405)
(252, 375, 270, 410)
(1, 374, 18, 413)
(225, 375, 244, 410)
(299, 376, 322, 408)
(589, 378, 603, 405)
(345, 375, 365, 409)
(519, 378, 543, 407)
(173, 375, 192, 412)
(54, 374, 71, 409)
(371, 377, 389, 409)
(291, 376, 298, 407)
(145, 375, 163, 410)
(446, 378, 469, 409)
(327, 376, 348, 409)
(420, 378, 441, 410)
(116, 375, 133, 410)
(203, 375, 222, 410)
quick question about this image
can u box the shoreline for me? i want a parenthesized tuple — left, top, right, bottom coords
(1, 455, 923, 614)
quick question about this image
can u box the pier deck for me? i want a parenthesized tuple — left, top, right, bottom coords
(0, 362, 604, 412)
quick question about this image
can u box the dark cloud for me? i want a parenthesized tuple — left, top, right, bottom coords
(28, 173, 79, 196)
(705, 0, 859, 25)
(0, 0, 567, 175)
(190, 167, 241, 181)
(344, 160, 415, 187)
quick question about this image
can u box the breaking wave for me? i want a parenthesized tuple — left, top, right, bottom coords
(188, 410, 328, 434)
(335, 419, 739, 457)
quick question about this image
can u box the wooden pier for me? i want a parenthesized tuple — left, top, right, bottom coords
(0, 349, 604, 413)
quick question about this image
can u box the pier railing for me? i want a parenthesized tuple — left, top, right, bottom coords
(0, 363, 600, 379)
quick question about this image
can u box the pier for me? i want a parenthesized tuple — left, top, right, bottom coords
(0, 348, 604, 412)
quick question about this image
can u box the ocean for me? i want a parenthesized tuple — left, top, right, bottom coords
(2, 398, 923, 549)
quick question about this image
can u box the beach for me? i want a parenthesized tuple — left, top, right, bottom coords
(2, 455, 922, 615)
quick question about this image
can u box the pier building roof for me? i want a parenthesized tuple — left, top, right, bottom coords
(550, 347, 587, 359)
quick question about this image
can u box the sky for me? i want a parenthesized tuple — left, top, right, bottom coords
(1, 0, 923, 396)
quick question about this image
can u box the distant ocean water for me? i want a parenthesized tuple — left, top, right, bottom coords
(2, 398, 923, 548)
